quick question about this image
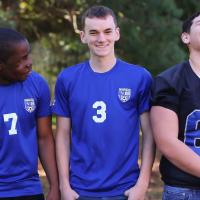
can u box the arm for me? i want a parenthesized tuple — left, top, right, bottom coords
(37, 116, 60, 200)
(125, 112, 155, 200)
(56, 116, 79, 200)
(150, 106, 200, 177)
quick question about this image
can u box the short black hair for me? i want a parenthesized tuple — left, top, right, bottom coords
(0, 28, 27, 62)
(81, 5, 117, 30)
(182, 12, 200, 33)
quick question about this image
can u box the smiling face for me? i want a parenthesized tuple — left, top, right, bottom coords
(0, 40, 32, 84)
(80, 15, 120, 60)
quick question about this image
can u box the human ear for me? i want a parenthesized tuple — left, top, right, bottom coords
(80, 31, 87, 44)
(115, 27, 120, 41)
(181, 32, 190, 44)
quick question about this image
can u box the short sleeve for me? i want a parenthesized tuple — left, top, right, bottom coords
(52, 74, 71, 117)
(138, 69, 152, 114)
(151, 76, 179, 113)
(37, 78, 51, 117)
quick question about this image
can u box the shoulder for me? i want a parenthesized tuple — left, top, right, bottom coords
(57, 61, 88, 82)
(24, 71, 50, 97)
(157, 61, 188, 84)
(26, 71, 48, 86)
(153, 61, 189, 95)
(151, 62, 188, 111)
(117, 59, 152, 79)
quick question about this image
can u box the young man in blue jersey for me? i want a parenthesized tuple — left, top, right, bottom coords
(151, 12, 200, 200)
(53, 5, 155, 200)
(0, 28, 59, 200)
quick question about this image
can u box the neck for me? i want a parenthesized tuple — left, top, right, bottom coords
(0, 73, 10, 85)
(89, 55, 117, 73)
(189, 52, 200, 77)
(0, 76, 14, 85)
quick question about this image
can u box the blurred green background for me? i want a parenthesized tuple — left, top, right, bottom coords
(1, 1, 199, 199)
(1, 0, 199, 92)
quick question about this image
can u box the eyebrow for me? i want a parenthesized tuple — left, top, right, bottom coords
(89, 28, 113, 32)
(104, 28, 113, 31)
(89, 29, 98, 32)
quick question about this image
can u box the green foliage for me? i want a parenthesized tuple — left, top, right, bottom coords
(0, 0, 198, 80)
(0, 1, 15, 28)
(175, 0, 200, 20)
(109, 0, 185, 75)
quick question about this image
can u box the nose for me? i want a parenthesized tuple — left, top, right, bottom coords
(25, 61, 32, 72)
(25, 57, 32, 70)
(97, 33, 106, 42)
(26, 63, 32, 69)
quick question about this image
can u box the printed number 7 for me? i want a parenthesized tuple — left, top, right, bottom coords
(3, 113, 18, 135)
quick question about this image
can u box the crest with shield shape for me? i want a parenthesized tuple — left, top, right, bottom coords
(24, 98, 36, 113)
(118, 88, 131, 102)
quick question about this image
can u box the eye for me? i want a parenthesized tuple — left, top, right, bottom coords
(105, 31, 112, 34)
(22, 53, 30, 60)
(89, 31, 98, 35)
(15, 63, 22, 69)
(194, 20, 200, 26)
(104, 29, 113, 34)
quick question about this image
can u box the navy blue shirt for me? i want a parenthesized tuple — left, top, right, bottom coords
(152, 61, 200, 188)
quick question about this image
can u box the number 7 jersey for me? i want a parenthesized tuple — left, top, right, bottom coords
(53, 59, 152, 197)
(151, 61, 200, 188)
(0, 71, 51, 197)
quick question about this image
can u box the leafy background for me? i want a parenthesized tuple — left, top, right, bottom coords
(1, 0, 199, 90)
(1, 0, 200, 199)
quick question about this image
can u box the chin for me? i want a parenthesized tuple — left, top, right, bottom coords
(95, 52, 111, 57)
(18, 75, 29, 81)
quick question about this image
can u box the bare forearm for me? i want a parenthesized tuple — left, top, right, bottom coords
(137, 133, 155, 188)
(151, 106, 200, 178)
(161, 138, 200, 177)
(124, 112, 155, 200)
(137, 112, 155, 188)
(56, 130, 71, 189)
(38, 134, 59, 187)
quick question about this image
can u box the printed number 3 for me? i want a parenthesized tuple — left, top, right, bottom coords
(3, 113, 18, 135)
(92, 101, 106, 123)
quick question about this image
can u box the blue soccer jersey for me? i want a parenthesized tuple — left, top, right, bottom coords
(0, 71, 51, 197)
(53, 59, 152, 197)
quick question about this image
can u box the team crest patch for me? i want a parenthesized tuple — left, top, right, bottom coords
(118, 88, 131, 102)
(24, 98, 36, 113)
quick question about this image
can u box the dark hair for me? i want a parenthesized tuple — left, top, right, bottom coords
(182, 12, 200, 33)
(81, 5, 117, 30)
(0, 28, 27, 62)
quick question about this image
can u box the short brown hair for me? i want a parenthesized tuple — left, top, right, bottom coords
(81, 5, 118, 30)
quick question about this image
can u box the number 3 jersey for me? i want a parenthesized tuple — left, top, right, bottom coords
(151, 61, 200, 188)
(53, 59, 152, 197)
(0, 71, 51, 197)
